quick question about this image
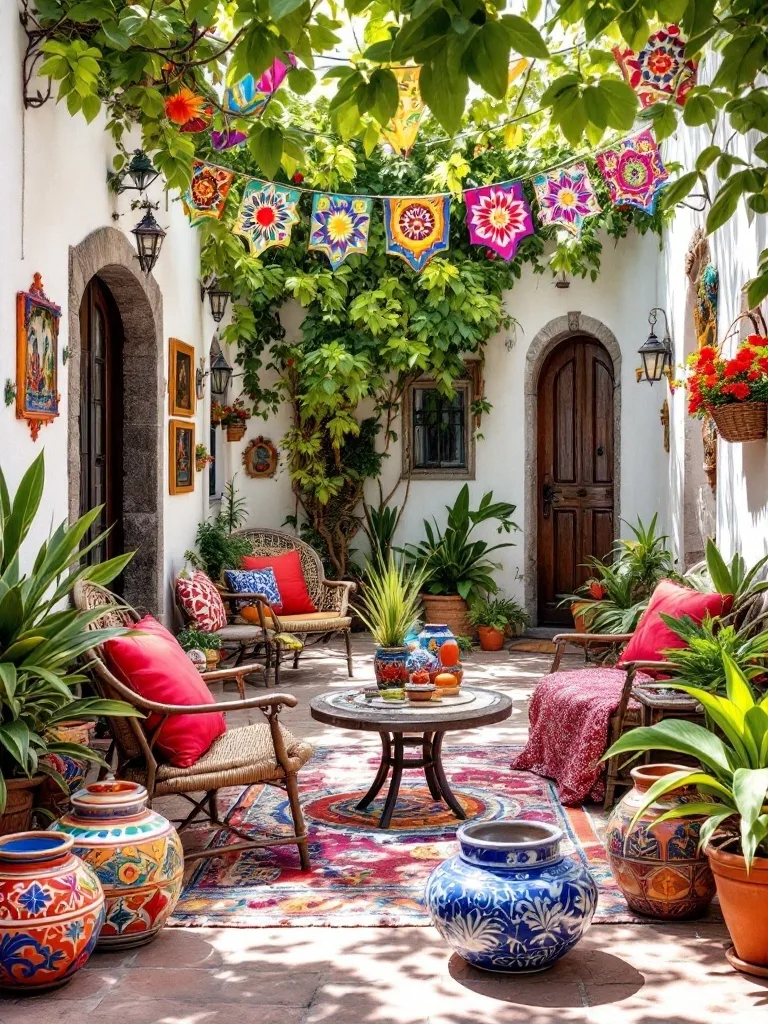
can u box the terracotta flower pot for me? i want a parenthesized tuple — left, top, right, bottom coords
(226, 422, 247, 441)
(477, 625, 505, 651)
(606, 764, 716, 919)
(707, 842, 768, 973)
(0, 776, 44, 836)
(421, 595, 472, 637)
(571, 601, 592, 633)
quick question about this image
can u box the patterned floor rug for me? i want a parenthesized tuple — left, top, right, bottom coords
(169, 744, 718, 928)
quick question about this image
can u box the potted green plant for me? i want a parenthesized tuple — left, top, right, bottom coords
(603, 652, 768, 975)
(177, 626, 223, 668)
(658, 614, 768, 692)
(185, 478, 251, 580)
(356, 556, 428, 690)
(467, 595, 529, 650)
(221, 398, 251, 441)
(407, 485, 519, 637)
(0, 454, 142, 833)
(195, 444, 214, 472)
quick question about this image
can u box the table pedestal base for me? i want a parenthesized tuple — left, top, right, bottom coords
(355, 731, 466, 829)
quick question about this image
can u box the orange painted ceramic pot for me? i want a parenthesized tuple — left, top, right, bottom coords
(0, 831, 104, 991)
(51, 781, 184, 949)
(606, 764, 716, 919)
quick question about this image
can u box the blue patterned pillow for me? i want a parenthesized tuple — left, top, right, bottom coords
(225, 568, 282, 608)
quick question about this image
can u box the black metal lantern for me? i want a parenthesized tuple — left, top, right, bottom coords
(638, 307, 672, 385)
(125, 149, 160, 192)
(207, 284, 232, 323)
(209, 349, 233, 397)
(131, 207, 166, 275)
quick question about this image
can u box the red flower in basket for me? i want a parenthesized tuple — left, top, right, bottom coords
(684, 337, 768, 420)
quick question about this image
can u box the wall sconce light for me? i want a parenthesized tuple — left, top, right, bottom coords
(638, 307, 673, 385)
(111, 149, 160, 194)
(196, 350, 234, 399)
(131, 201, 166, 275)
(202, 280, 232, 323)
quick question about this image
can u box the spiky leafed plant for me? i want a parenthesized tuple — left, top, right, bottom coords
(684, 538, 768, 634)
(603, 653, 768, 869)
(362, 501, 402, 568)
(0, 452, 142, 811)
(660, 613, 768, 693)
(356, 555, 429, 649)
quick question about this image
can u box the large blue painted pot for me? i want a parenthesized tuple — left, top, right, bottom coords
(417, 623, 455, 655)
(425, 820, 598, 973)
(373, 645, 409, 690)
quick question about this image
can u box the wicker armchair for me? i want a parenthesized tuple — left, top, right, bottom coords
(73, 581, 313, 868)
(222, 528, 356, 677)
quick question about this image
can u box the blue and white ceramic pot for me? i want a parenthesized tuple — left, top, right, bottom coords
(417, 623, 456, 656)
(405, 646, 439, 679)
(373, 645, 410, 690)
(425, 820, 598, 973)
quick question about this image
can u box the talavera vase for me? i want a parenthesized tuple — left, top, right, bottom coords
(606, 763, 716, 919)
(0, 831, 104, 992)
(51, 781, 184, 949)
(425, 820, 597, 972)
(373, 645, 410, 690)
(417, 623, 456, 656)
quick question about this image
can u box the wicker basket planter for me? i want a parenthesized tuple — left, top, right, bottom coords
(1, 776, 44, 835)
(421, 594, 472, 637)
(226, 423, 247, 442)
(710, 402, 767, 443)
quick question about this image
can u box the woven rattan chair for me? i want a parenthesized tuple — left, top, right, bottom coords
(73, 580, 313, 868)
(222, 528, 356, 677)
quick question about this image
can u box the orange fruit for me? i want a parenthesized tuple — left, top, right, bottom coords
(439, 640, 460, 666)
(435, 672, 458, 688)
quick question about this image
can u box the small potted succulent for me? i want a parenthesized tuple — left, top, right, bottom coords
(221, 398, 251, 441)
(468, 595, 528, 651)
(177, 626, 224, 668)
(195, 444, 214, 472)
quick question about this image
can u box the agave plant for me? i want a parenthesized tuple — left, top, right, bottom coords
(407, 485, 519, 603)
(660, 613, 768, 692)
(0, 453, 142, 811)
(603, 653, 768, 868)
(356, 555, 429, 648)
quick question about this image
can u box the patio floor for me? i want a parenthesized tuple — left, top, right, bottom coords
(5, 635, 766, 1024)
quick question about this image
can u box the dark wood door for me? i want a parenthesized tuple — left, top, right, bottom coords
(79, 277, 124, 570)
(537, 336, 614, 626)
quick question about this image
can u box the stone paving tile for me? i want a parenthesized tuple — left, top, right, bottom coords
(103, 966, 323, 1005)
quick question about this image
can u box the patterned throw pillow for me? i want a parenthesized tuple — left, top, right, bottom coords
(176, 571, 227, 632)
(225, 568, 282, 610)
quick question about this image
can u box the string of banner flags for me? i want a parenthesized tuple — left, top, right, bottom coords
(174, 24, 696, 272)
(183, 127, 669, 271)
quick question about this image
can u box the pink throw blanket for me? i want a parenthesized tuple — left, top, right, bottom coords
(512, 667, 648, 806)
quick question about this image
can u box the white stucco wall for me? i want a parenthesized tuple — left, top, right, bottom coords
(0, 8, 216, 617)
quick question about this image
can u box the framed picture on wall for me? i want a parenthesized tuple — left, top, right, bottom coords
(242, 436, 278, 478)
(169, 337, 195, 417)
(16, 273, 61, 441)
(169, 419, 195, 494)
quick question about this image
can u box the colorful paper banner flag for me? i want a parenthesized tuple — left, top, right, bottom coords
(309, 194, 372, 270)
(211, 128, 248, 152)
(233, 181, 300, 256)
(183, 161, 235, 225)
(613, 24, 697, 108)
(596, 130, 669, 214)
(464, 182, 534, 261)
(384, 196, 451, 271)
(533, 162, 601, 237)
(381, 68, 425, 157)
(225, 54, 297, 117)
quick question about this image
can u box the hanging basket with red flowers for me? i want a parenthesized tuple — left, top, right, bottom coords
(684, 316, 768, 443)
(221, 398, 251, 441)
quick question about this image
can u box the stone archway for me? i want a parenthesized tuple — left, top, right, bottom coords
(68, 226, 165, 617)
(523, 312, 622, 623)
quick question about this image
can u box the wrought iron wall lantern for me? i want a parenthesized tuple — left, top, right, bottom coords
(200, 279, 232, 323)
(110, 149, 161, 194)
(638, 307, 673, 385)
(131, 200, 166, 275)
(196, 349, 234, 399)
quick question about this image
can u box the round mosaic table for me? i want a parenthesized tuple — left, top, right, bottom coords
(309, 686, 513, 828)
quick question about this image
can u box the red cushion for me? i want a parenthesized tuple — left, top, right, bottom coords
(241, 550, 317, 615)
(618, 580, 733, 667)
(176, 571, 227, 632)
(104, 615, 226, 768)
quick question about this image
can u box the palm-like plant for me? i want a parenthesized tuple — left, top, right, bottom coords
(684, 538, 768, 633)
(603, 653, 768, 868)
(0, 453, 142, 811)
(407, 485, 519, 602)
(356, 556, 428, 648)
(362, 501, 402, 567)
(660, 613, 768, 692)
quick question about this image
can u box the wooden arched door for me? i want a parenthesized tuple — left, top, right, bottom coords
(78, 276, 124, 572)
(536, 335, 614, 626)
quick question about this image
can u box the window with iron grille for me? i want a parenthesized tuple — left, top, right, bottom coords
(404, 379, 474, 479)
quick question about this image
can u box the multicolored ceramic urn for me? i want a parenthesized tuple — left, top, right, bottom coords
(417, 623, 456, 656)
(606, 763, 716, 919)
(425, 820, 597, 973)
(0, 831, 105, 992)
(373, 645, 410, 690)
(51, 781, 184, 949)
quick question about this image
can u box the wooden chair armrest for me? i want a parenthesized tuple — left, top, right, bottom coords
(550, 633, 633, 672)
(320, 578, 356, 615)
(620, 660, 670, 674)
(202, 663, 263, 682)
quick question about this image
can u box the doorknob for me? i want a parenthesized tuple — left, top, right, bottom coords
(542, 482, 560, 518)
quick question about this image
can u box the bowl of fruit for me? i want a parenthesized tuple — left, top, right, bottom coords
(434, 670, 462, 696)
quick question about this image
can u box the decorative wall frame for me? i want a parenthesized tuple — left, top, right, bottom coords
(242, 436, 278, 478)
(169, 337, 195, 417)
(16, 273, 61, 441)
(169, 418, 195, 494)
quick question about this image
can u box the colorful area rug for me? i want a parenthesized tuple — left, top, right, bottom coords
(169, 745, 717, 928)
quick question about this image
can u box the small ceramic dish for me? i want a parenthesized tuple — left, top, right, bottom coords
(405, 684, 436, 703)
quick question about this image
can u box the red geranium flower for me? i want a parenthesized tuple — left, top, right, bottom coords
(722, 382, 751, 400)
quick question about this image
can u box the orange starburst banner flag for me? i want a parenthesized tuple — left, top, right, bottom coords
(381, 67, 425, 157)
